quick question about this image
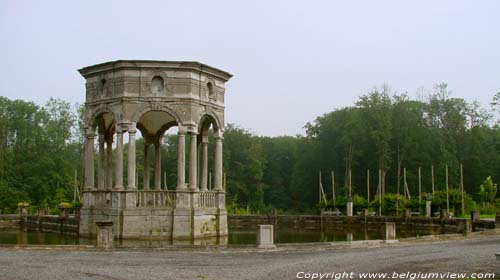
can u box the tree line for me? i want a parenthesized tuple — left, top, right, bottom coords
(0, 83, 499, 215)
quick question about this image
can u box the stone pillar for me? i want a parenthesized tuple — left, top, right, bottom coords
(189, 132, 198, 191)
(106, 137, 113, 190)
(114, 131, 123, 190)
(97, 134, 105, 190)
(154, 138, 162, 190)
(84, 132, 95, 190)
(214, 136, 223, 191)
(404, 209, 412, 219)
(495, 213, 500, 228)
(176, 131, 186, 190)
(457, 218, 472, 236)
(257, 225, 275, 249)
(96, 221, 114, 249)
(346, 232, 353, 242)
(143, 141, 150, 190)
(127, 129, 136, 190)
(426, 200, 432, 218)
(471, 211, 480, 221)
(384, 222, 396, 241)
(346, 201, 353, 217)
(200, 140, 208, 191)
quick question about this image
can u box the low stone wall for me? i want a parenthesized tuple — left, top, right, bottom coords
(228, 214, 496, 233)
(24, 215, 79, 234)
(0, 214, 21, 229)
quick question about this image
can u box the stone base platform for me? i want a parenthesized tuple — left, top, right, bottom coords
(79, 190, 227, 240)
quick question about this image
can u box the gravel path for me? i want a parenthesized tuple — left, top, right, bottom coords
(0, 235, 499, 280)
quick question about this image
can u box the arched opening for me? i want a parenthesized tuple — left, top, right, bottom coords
(92, 112, 115, 191)
(136, 110, 179, 190)
(198, 114, 222, 192)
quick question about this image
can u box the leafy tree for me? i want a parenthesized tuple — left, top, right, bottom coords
(478, 176, 497, 206)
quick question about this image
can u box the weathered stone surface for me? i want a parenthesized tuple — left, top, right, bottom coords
(96, 220, 114, 249)
(257, 225, 276, 249)
(78, 60, 231, 241)
(384, 222, 396, 241)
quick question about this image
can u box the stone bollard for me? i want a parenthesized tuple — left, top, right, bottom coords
(404, 209, 412, 219)
(457, 218, 472, 236)
(59, 208, 69, 219)
(471, 211, 480, 221)
(440, 209, 448, 220)
(257, 225, 276, 249)
(96, 221, 114, 250)
(426, 201, 432, 218)
(384, 222, 396, 242)
(37, 208, 46, 218)
(362, 208, 369, 217)
(495, 213, 500, 229)
(346, 202, 353, 217)
(346, 232, 353, 242)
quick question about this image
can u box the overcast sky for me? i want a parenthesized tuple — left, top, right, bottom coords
(1, 1, 499, 136)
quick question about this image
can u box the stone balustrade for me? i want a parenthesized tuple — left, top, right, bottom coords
(137, 190, 176, 208)
(197, 192, 217, 208)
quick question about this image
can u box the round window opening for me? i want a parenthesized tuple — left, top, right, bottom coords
(151, 76, 164, 94)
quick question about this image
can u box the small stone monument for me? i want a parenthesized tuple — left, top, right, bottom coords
(471, 211, 480, 221)
(404, 209, 412, 219)
(426, 201, 432, 218)
(362, 208, 369, 217)
(425, 193, 433, 218)
(346, 232, 353, 242)
(18, 202, 29, 218)
(346, 201, 353, 217)
(440, 209, 448, 220)
(384, 222, 396, 241)
(96, 221, 114, 249)
(457, 218, 472, 236)
(257, 225, 275, 249)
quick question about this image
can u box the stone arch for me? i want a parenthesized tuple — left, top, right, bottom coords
(87, 105, 119, 138)
(131, 103, 183, 126)
(197, 108, 223, 136)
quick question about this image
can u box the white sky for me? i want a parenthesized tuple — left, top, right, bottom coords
(1, 0, 499, 136)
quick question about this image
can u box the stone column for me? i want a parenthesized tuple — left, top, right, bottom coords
(384, 222, 396, 241)
(189, 132, 198, 191)
(97, 134, 105, 190)
(84, 133, 95, 190)
(154, 138, 162, 190)
(114, 131, 123, 189)
(127, 129, 137, 190)
(176, 131, 186, 190)
(143, 141, 150, 190)
(346, 201, 353, 217)
(214, 136, 223, 191)
(200, 140, 208, 191)
(426, 200, 432, 218)
(106, 137, 113, 190)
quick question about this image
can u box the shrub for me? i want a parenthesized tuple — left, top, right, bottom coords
(352, 195, 368, 212)
(370, 193, 407, 216)
(432, 188, 476, 215)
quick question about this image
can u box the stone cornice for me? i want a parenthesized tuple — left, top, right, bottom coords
(78, 60, 233, 82)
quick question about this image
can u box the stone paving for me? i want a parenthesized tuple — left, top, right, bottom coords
(0, 235, 499, 280)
